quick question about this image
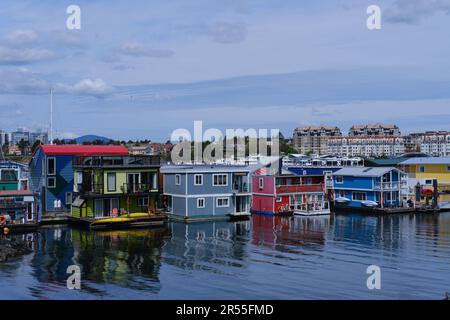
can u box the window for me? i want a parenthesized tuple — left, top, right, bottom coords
(419, 166, 425, 173)
(47, 157, 56, 175)
(47, 177, 56, 188)
(447, 166, 450, 172)
(194, 174, 203, 185)
(138, 197, 149, 207)
(197, 198, 205, 208)
(107, 173, 116, 192)
(352, 192, 367, 201)
(175, 174, 181, 185)
(258, 178, 264, 189)
(335, 176, 344, 184)
(213, 174, 228, 186)
(66, 192, 72, 205)
(76, 171, 83, 184)
(216, 197, 229, 207)
(425, 179, 432, 185)
(276, 196, 282, 202)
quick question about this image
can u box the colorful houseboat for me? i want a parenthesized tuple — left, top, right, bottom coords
(0, 161, 38, 230)
(70, 155, 165, 229)
(251, 168, 330, 216)
(161, 164, 253, 221)
(332, 167, 409, 210)
(29, 145, 129, 218)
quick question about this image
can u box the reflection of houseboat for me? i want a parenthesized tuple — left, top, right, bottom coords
(252, 168, 330, 216)
(0, 161, 38, 231)
(332, 167, 411, 213)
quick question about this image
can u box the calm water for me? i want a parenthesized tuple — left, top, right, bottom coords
(1, 212, 449, 300)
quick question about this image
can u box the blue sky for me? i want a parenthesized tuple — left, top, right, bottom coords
(1, 0, 450, 141)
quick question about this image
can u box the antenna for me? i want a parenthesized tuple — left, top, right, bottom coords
(49, 87, 53, 145)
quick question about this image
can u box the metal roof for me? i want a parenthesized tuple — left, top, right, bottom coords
(161, 164, 262, 174)
(37, 145, 129, 156)
(333, 167, 399, 177)
(399, 157, 450, 165)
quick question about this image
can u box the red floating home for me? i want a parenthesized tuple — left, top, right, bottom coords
(251, 168, 330, 216)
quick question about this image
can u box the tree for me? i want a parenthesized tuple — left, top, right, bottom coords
(18, 139, 30, 155)
(31, 140, 42, 154)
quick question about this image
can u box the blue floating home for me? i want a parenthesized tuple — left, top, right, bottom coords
(332, 167, 408, 209)
(29, 145, 129, 216)
(161, 165, 253, 221)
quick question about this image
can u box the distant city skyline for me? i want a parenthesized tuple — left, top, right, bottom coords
(1, 0, 450, 141)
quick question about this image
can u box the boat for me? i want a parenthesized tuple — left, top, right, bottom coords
(90, 212, 167, 230)
(361, 200, 379, 208)
(335, 197, 351, 204)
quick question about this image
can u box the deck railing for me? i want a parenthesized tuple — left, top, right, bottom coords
(73, 155, 160, 168)
(276, 184, 323, 194)
(76, 183, 104, 194)
(121, 183, 157, 194)
(374, 181, 408, 190)
(291, 201, 330, 212)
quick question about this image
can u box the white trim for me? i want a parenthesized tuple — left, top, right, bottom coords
(352, 191, 367, 201)
(335, 176, 344, 184)
(212, 173, 228, 186)
(47, 176, 56, 188)
(216, 197, 230, 208)
(258, 177, 264, 189)
(194, 174, 203, 186)
(47, 157, 56, 176)
(197, 197, 205, 208)
(175, 174, 181, 185)
(164, 192, 234, 198)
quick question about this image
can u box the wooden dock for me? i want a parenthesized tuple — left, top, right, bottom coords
(333, 205, 440, 215)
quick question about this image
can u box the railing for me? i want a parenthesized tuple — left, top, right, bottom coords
(374, 181, 408, 190)
(76, 183, 104, 194)
(233, 183, 249, 193)
(121, 183, 157, 194)
(276, 184, 323, 194)
(291, 201, 330, 212)
(73, 155, 160, 168)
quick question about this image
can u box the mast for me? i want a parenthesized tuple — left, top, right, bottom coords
(49, 87, 53, 145)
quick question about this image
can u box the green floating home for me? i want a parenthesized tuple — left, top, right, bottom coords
(71, 155, 161, 219)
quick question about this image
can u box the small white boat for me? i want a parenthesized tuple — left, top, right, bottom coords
(361, 200, 379, 207)
(335, 197, 351, 204)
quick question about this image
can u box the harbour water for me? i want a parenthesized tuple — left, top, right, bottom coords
(0, 212, 449, 300)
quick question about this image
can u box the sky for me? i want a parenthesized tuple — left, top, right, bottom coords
(0, 0, 450, 141)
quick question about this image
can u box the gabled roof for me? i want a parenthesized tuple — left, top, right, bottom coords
(333, 167, 399, 177)
(36, 145, 129, 156)
(399, 157, 450, 165)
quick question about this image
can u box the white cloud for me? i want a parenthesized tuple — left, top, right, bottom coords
(0, 68, 48, 94)
(385, 0, 450, 24)
(118, 42, 174, 58)
(56, 78, 114, 97)
(0, 46, 54, 65)
(6, 29, 38, 45)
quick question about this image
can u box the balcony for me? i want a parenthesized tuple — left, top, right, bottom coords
(374, 181, 408, 190)
(121, 183, 158, 195)
(232, 182, 250, 194)
(76, 183, 104, 195)
(276, 184, 324, 194)
(73, 155, 160, 168)
(291, 201, 330, 215)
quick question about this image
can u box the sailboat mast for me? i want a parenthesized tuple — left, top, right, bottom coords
(50, 87, 53, 145)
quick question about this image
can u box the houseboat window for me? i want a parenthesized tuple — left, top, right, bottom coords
(47, 157, 56, 175)
(47, 177, 56, 188)
(276, 196, 282, 202)
(194, 174, 203, 185)
(138, 197, 149, 207)
(216, 197, 229, 207)
(258, 178, 264, 189)
(419, 166, 425, 173)
(336, 176, 344, 184)
(175, 174, 181, 185)
(66, 192, 73, 205)
(352, 192, 367, 201)
(27, 203, 33, 221)
(76, 171, 83, 184)
(107, 173, 116, 192)
(425, 179, 432, 185)
(447, 166, 450, 172)
(213, 174, 228, 186)
(197, 198, 205, 208)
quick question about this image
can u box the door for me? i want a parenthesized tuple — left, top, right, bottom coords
(127, 173, 140, 192)
(94, 199, 103, 218)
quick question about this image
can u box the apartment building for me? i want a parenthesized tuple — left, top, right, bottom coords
(328, 136, 405, 158)
(349, 124, 401, 137)
(293, 126, 342, 155)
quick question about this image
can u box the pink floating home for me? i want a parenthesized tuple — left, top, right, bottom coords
(251, 167, 330, 216)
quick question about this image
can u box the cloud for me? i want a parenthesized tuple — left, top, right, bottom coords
(112, 64, 135, 71)
(6, 29, 38, 46)
(0, 46, 55, 65)
(209, 22, 247, 44)
(117, 42, 174, 58)
(0, 68, 49, 94)
(385, 0, 450, 24)
(56, 78, 114, 97)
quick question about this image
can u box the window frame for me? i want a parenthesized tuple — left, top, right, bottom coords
(47, 177, 56, 188)
(258, 177, 264, 189)
(175, 174, 181, 186)
(213, 174, 228, 186)
(65, 192, 73, 205)
(137, 197, 149, 207)
(47, 157, 56, 176)
(216, 197, 230, 208)
(352, 192, 367, 201)
(335, 176, 344, 184)
(194, 174, 203, 186)
(107, 172, 116, 192)
(197, 197, 205, 208)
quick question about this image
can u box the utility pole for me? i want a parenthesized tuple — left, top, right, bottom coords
(49, 87, 53, 145)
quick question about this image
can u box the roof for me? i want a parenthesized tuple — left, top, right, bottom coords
(0, 190, 33, 197)
(161, 164, 261, 174)
(365, 158, 408, 167)
(36, 145, 129, 156)
(399, 157, 450, 165)
(333, 167, 399, 177)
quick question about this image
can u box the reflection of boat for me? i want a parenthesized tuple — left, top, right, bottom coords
(90, 213, 167, 230)
(361, 200, 378, 208)
(335, 197, 351, 204)
(439, 202, 450, 211)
